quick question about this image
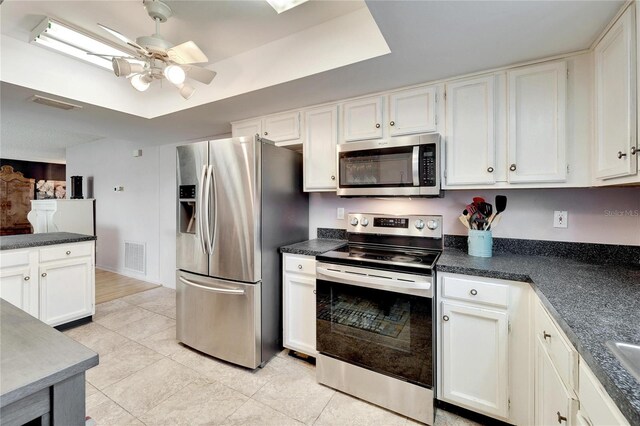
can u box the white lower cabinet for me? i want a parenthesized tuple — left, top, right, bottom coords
(0, 241, 95, 326)
(535, 336, 578, 425)
(0, 250, 39, 317)
(282, 253, 316, 356)
(440, 301, 509, 418)
(437, 272, 532, 425)
(39, 256, 94, 327)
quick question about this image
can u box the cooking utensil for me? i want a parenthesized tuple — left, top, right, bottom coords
(458, 215, 470, 229)
(487, 195, 507, 229)
(473, 197, 485, 206)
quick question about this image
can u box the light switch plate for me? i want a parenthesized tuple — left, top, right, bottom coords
(337, 208, 345, 220)
(554, 211, 568, 228)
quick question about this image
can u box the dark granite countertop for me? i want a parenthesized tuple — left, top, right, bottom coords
(0, 300, 98, 407)
(436, 249, 640, 424)
(280, 239, 348, 256)
(0, 232, 96, 251)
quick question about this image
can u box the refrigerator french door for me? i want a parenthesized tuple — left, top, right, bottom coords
(176, 136, 308, 369)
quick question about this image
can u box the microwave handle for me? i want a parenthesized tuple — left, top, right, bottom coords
(412, 146, 420, 186)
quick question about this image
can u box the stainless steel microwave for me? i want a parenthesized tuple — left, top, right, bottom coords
(337, 133, 441, 197)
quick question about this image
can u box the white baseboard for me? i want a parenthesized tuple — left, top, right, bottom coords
(96, 264, 166, 287)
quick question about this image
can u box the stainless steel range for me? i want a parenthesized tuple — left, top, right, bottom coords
(315, 213, 442, 425)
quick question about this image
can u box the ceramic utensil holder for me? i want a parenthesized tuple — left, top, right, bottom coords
(468, 229, 493, 258)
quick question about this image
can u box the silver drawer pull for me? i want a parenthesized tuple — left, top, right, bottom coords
(617, 151, 627, 159)
(470, 289, 478, 296)
(298, 264, 303, 270)
(178, 276, 245, 295)
(66, 250, 71, 255)
(443, 315, 449, 321)
(41, 273, 47, 278)
(557, 411, 567, 424)
(543, 331, 551, 340)
(24, 276, 30, 281)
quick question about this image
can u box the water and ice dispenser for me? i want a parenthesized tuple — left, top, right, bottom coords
(178, 185, 197, 234)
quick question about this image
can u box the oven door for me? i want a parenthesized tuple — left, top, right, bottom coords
(316, 264, 433, 388)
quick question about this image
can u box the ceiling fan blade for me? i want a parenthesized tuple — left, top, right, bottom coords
(168, 41, 208, 64)
(183, 65, 216, 85)
(98, 23, 147, 53)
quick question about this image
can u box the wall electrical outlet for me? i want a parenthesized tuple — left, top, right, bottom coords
(337, 208, 345, 220)
(554, 211, 568, 228)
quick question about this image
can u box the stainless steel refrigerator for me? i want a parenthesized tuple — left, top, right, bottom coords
(176, 136, 308, 369)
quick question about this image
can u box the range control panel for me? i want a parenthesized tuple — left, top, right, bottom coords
(348, 213, 442, 238)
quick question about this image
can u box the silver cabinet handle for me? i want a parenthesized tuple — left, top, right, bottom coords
(543, 331, 551, 340)
(557, 411, 567, 424)
(331, 175, 335, 181)
(389, 121, 395, 126)
(470, 289, 478, 296)
(631, 146, 638, 155)
(313, 289, 317, 294)
(375, 123, 381, 128)
(617, 151, 627, 159)
(264, 131, 268, 136)
(66, 250, 71, 255)
(443, 315, 450, 321)
(41, 273, 47, 277)
(178, 276, 245, 295)
(24, 276, 30, 281)
(487, 167, 494, 173)
(509, 164, 517, 171)
(298, 264, 303, 270)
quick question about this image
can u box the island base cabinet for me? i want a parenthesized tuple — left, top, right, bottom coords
(440, 301, 509, 419)
(39, 257, 94, 327)
(535, 337, 578, 425)
(0, 251, 39, 318)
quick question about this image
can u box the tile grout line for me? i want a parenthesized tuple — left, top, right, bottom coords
(312, 390, 336, 426)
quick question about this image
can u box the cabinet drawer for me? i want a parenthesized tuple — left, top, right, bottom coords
(535, 300, 578, 392)
(441, 274, 509, 308)
(284, 254, 316, 276)
(40, 242, 93, 263)
(0, 250, 32, 268)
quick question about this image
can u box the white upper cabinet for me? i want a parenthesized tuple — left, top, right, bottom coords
(445, 75, 497, 185)
(389, 86, 437, 136)
(595, 5, 637, 180)
(304, 105, 338, 192)
(231, 118, 262, 139)
(507, 61, 567, 183)
(342, 96, 384, 142)
(263, 111, 301, 143)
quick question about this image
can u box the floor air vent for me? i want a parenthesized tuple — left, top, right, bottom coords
(124, 241, 146, 274)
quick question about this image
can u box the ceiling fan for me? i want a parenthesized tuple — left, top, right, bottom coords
(94, 0, 216, 99)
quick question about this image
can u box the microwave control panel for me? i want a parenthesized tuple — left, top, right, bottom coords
(421, 145, 437, 187)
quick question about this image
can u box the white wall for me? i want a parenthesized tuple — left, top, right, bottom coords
(309, 189, 640, 246)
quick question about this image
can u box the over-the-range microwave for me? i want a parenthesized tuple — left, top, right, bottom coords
(337, 133, 442, 197)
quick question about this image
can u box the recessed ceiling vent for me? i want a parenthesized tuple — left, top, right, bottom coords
(29, 95, 82, 111)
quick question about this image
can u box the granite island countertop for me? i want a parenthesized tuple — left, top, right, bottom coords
(280, 239, 348, 256)
(0, 232, 96, 251)
(436, 248, 640, 424)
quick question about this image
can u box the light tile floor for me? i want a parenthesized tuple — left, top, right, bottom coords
(65, 286, 482, 426)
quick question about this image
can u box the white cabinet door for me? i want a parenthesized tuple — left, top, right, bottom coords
(39, 257, 94, 326)
(304, 105, 338, 191)
(283, 272, 316, 356)
(440, 301, 509, 418)
(231, 119, 262, 139)
(535, 337, 578, 426)
(0, 253, 39, 318)
(264, 112, 301, 143)
(445, 76, 497, 185)
(507, 61, 567, 183)
(595, 6, 637, 180)
(389, 86, 437, 136)
(342, 96, 384, 142)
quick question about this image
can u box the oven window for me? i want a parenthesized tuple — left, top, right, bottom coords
(339, 147, 414, 187)
(316, 279, 433, 388)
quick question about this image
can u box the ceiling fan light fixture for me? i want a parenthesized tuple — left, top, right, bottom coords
(112, 58, 145, 77)
(164, 65, 186, 85)
(177, 83, 195, 100)
(265, 0, 310, 14)
(131, 74, 152, 91)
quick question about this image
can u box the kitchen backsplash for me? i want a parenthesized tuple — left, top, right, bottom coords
(309, 188, 640, 246)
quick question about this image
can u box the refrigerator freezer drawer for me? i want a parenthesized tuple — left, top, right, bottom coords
(176, 270, 261, 369)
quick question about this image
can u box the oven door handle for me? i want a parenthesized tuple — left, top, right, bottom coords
(316, 267, 431, 297)
(412, 146, 420, 186)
